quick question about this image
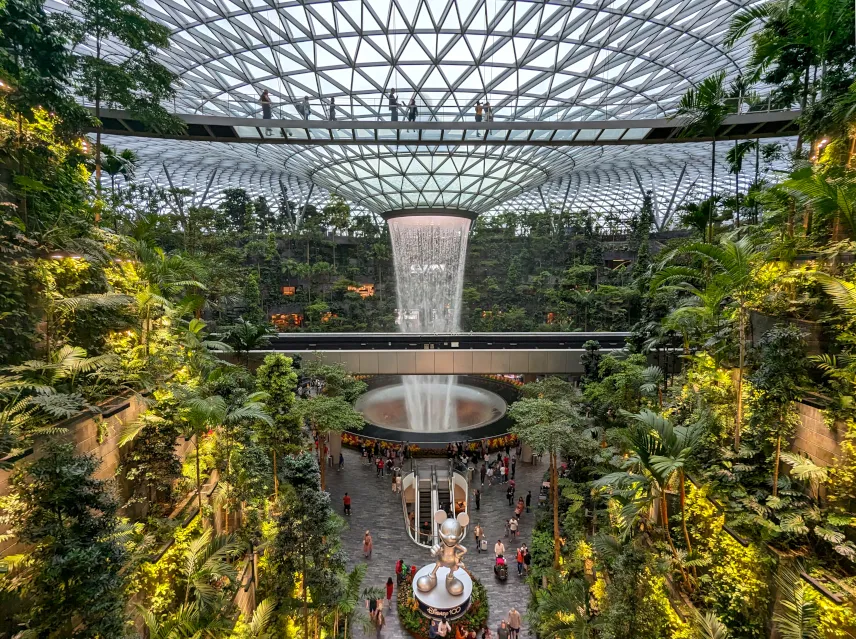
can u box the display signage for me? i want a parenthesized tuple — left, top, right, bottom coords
(416, 596, 471, 621)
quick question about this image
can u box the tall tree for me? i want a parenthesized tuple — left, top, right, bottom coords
(58, 0, 182, 218)
(510, 377, 583, 569)
(675, 71, 733, 236)
(652, 235, 763, 450)
(292, 395, 363, 491)
(726, 140, 757, 227)
(271, 453, 346, 639)
(3, 443, 128, 637)
(749, 326, 809, 497)
(255, 354, 299, 497)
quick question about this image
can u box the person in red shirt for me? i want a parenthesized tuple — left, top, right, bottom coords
(343, 492, 351, 516)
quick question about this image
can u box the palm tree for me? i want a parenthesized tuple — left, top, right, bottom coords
(652, 235, 764, 450)
(726, 140, 758, 227)
(130, 239, 206, 357)
(783, 169, 856, 240)
(292, 394, 363, 490)
(678, 196, 721, 241)
(534, 578, 595, 639)
(631, 410, 704, 562)
(222, 317, 273, 366)
(772, 564, 821, 639)
(694, 609, 730, 639)
(675, 71, 733, 235)
(101, 145, 138, 195)
(184, 392, 272, 513)
(182, 528, 242, 609)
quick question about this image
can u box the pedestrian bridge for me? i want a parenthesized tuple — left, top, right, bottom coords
(90, 108, 799, 147)
(238, 331, 633, 375)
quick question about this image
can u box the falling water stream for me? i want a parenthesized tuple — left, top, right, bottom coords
(387, 215, 472, 431)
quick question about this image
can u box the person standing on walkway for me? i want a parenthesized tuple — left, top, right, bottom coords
(496, 620, 509, 639)
(363, 530, 373, 559)
(523, 545, 531, 575)
(508, 609, 521, 639)
(510, 453, 516, 479)
(407, 96, 417, 129)
(377, 456, 384, 477)
(343, 492, 351, 516)
(260, 90, 272, 119)
(386, 577, 394, 604)
(473, 523, 483, 552)
(526, 490, 531, 513)
(474, 488, 481, 510)
(391, 472, 398, 493)
(328, 96, 336, 121)
(298, 95, 310, 119)
(395, 474, 402, 494)
(375, 609, 385, 639)
(508, 516, 518, 538)
(516, 546, 524, 576)
(506, 484, 514, 506)
(480, 463, 486, 486)
(437, 619, 451, 639)
(388, 89, 399, 121)
(494, 539, 505, 558)
(339, 452, 345, 471)
(499, 464, 506, 484)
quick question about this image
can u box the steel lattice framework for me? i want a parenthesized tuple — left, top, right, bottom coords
(59, 0, 792, 220)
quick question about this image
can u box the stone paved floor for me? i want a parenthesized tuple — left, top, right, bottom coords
(326, 449, 547, 639)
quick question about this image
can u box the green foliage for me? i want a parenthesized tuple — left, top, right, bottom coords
(2, 442, 129, 638)
(255, 354, 299, 449)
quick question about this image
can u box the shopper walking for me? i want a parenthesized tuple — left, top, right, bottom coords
(508, 609, 521, 639)
(508, 517, 518, 538)
(392, 472, 398, 493)
(496, 621, 509, 639)
(375, 609, 385, 639)
(339, 452, 345, 471)
(437, 619, 451, 639)
(506, 484, 514, 506)
(494, 539, 505, 558)
(388, 89, 399, 121)
(473, 523, 483, 552)
(526, 490, 531, 513)
(516, 547, 524, 576)
(377, 456, 384, 477)
(396, 474, 402, 494)
(343, 492, 351, 516)
(480, 464, 486, 485)
(474, 488, 481, 510)
(386, 577, 394, 603)
(363, 530, 373, 559)
(523, 545, 531, 574)
(511, 453, 516, 479)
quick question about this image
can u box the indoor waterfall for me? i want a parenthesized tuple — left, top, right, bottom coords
(387, 214, 472, 431)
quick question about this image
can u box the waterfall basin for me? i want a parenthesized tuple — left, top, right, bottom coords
(355, 375, 507, 432)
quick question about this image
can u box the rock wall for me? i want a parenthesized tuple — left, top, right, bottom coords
(792, 402, 846, 466)
(0, 393, 193, 557)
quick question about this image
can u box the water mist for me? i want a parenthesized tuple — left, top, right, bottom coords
(387, 214, 472, 431)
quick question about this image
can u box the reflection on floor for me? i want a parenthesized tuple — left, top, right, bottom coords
(325, 449, 545, 639)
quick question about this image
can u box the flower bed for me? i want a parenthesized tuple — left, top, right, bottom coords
(396, 571, 488, 639)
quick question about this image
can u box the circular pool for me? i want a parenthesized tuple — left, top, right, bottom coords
(354, 375, 508, 432)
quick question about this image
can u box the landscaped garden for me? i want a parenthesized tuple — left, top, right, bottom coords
(1, 0, 856, 637)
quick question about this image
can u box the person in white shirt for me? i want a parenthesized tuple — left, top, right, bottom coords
(494, 539, 505, 557)
(437, 620, 451, 638)
(508, 517, 518, 537)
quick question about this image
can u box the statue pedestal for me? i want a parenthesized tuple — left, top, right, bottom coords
(412, 565, 472, 621)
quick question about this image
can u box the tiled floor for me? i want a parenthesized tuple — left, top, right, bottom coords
(326, 449, 546, 639)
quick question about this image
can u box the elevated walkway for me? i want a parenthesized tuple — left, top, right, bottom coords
(89, 108, 799, 147)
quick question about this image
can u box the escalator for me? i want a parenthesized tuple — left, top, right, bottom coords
(418, 486, 433, 545)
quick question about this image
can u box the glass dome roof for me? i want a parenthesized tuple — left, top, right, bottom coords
(63, 0, 788, 219)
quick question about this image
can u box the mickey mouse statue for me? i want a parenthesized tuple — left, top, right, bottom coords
(416, 510, 469, 596)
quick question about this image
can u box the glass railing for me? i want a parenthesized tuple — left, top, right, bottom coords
(90, 94, 797, 124)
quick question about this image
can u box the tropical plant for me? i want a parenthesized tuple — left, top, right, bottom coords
(675, 71, 734, 229)
(56, 0, 182, 215)
(510, 381, 585, 569)
(292, 394, 363, 490)
(694, 609, 730, 639)
(255, 353, 299, 497)
(726, 140, 758, 227)
(1, 442, 128, 638)
(772, 564, 821, 639)
(102, 145, 138, 194)
(652, 234, 764, 450)
(534, 578, 596, 639)
(222, 317, 273, 366)
(181, 528, 242, 610)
